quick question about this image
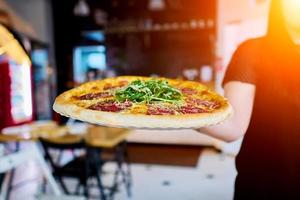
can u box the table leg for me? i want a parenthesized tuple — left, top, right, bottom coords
(0, 173, 8, 200)
(5, 171, 14, 200)
(32, 143, 62, 196)
(0, 142, 62, 198)
(6, 142, 20, 200)
(87, 147, 106, 200)
(117, 142, 132, 197)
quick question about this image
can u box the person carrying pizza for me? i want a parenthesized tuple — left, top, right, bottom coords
(199, 0, 300, 199)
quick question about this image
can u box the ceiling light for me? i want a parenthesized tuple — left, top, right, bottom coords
(148, 0, 165, 11)
(74, 0, 90, 17)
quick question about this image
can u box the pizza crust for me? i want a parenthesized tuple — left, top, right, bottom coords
(53, 103, 232, 129)
(53, 78, 233, 129)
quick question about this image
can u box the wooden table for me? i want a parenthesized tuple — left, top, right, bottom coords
(43, 124, 131, 199)
(10, 123, 131, 199)
(0, 121, 67, 199)
(44, 125, 130, 149)
(1, 121, 131, 200)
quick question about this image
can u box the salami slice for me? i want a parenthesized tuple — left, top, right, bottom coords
(88, 100, 132, 112)
(147, 105, 176, 115)
(194, 99, 221, 109)
(79, 92, 112, 100)
(180, 105, 207, 114)
(186, 98, 221, 110)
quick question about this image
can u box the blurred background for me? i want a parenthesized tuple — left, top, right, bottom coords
(0, 0, 270, 200)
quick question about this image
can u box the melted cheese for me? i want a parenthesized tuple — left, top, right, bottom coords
(67, 76, 225, 115)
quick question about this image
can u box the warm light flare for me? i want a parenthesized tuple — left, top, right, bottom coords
(284, 0, 300, 7)
(282, 0, 300, 29)
(0, 25, 31, 66)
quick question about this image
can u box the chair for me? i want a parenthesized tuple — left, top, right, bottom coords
(0, 144, 85, 200)
(85, 126, 132, 199)
(40, 126, 132, 200)
(40, 134, 110, 200)
(39, 135, 89, 196)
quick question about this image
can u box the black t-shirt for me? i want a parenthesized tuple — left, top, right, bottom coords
(223, 37, 300, 197)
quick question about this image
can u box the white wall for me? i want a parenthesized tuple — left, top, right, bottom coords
(217, 0, 270, 57)
(5, 0, 54, 44)
(5, 0, 56, 71)
(216, 0, 270, 92)
(215, 0, 270, 155)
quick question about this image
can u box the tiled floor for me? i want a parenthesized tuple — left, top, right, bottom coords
(114, 149, 236, 200)
(5, 148, 236, 200)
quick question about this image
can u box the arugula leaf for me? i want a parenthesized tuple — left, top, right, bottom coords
(115, 79, 183, 103)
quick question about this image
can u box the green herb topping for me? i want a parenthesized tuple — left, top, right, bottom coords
(115, 79, 183, 103)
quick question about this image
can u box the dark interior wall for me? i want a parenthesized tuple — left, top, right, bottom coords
(104, 0, 215, 19)
(104, 0, 217, 78)
(51, 0, 92, 94)
(51, 0, 76, 94)
(107, 0, 217, 78)
(51, 0, 106, 93)
(51, 0, 217, 93)
(106, 30, 215, 78)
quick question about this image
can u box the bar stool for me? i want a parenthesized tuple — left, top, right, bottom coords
(85, 126, 132, 199)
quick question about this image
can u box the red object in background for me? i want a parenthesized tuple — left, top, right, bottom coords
(0, 58, 34, 131)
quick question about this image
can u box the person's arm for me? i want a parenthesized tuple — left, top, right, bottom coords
(197, 81, 256, 142)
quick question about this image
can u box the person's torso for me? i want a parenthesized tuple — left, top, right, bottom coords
(236, 39, 300, 183)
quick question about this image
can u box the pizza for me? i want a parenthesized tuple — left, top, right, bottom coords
(53, 76, 233, 129)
